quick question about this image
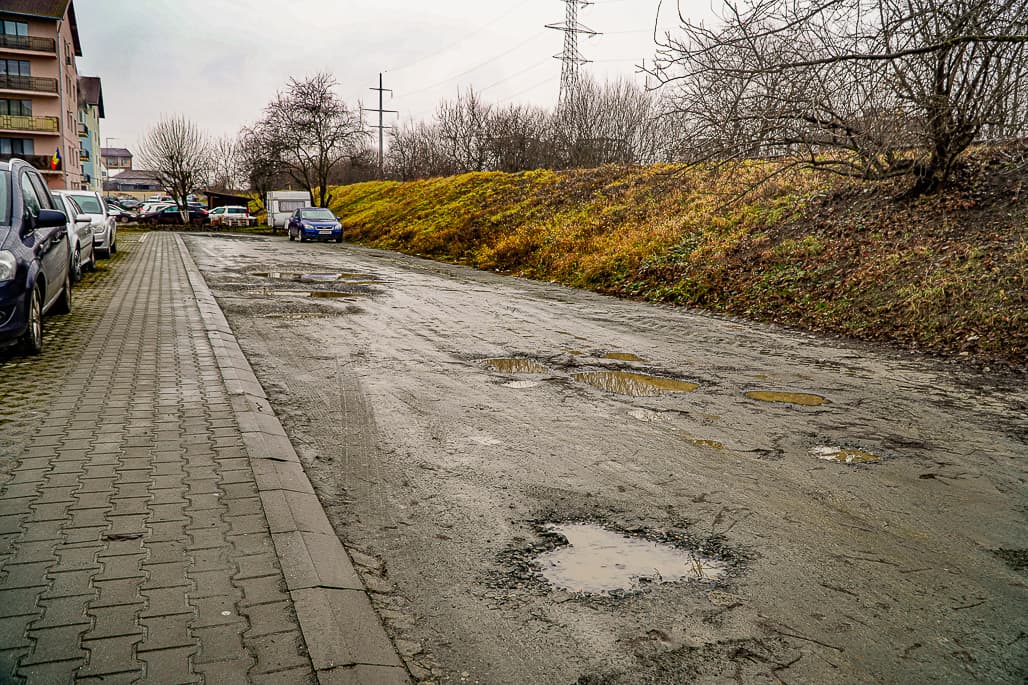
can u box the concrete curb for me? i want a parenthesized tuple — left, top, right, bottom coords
(175, 235, 411, 685)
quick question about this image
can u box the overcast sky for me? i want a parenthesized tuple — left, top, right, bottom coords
(75, 0, 714, 151)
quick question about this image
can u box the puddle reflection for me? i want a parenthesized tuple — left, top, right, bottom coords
(537, 524, 727, 594)
(574, 371, 699, 396)
(481, 358, 549, 374)
(745, 390, 829, 406)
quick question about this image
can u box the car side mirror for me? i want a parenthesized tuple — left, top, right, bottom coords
(35, 209, 67, 229)
(75, 214, 91, 224)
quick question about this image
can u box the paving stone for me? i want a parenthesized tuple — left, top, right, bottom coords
(248, 630, 311, 674)
(138, 613, 196, 652)
(137, 645, 200, 684)
(34, 594, 93, 628)
(79, 635, 143, 677)
(21, 624, 89, 664)
(83, 603, 144, 639)
(317, 664, 411, 685)
(251, 666, 317, 685)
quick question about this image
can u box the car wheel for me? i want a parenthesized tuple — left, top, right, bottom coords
(289, 229, 295, 241)
(109, 235, 117, 255)
(335, 235, 343, 243)
(53, 269, 73, 315)
(19, 285, 43, 355)
(71, 246, 82, 282)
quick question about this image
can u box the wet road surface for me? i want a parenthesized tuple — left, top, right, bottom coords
(184, 233, 1027, 684)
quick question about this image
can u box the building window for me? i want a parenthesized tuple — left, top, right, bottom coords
(0, 99, 31, 116)
(0, 59, 30, 77)
(1, 21, 28, 37)
(0, 138, 35, 155)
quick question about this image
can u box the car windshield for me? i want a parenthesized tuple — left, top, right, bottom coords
(227, 207, 246, 214)
(301, 209, 335, 220)
(0, 170, 9, 225)
(70, 195, 103, 214)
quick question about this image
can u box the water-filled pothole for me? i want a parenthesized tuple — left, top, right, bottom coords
(536, 524, 727, 594)
(247, 289, 365, 299)
(745, 390, 829, 406)
(690, 439, 726, 450)
(481, 358, 549, 374)
(574, 371, 699, 396)
(603, 352, 645, 362)
(309, 291, 364, 298)
(252, 271, 373, 282)
(811, 445, 881, 464)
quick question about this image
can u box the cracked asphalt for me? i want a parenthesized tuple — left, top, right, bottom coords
(184, 232, 1027, 685)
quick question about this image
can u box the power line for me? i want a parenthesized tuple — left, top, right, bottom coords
(480, 57, 553, 92)
(363, 73, 398, 179)
(386, 5, 524, 74)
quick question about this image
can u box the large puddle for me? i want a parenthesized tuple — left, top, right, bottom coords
(481, 358, 549, 374)
(536, 524, 727, 594)
(574, 371, 699, 396)
(744, 390, 829, 406)
(811, 445, 881, 464)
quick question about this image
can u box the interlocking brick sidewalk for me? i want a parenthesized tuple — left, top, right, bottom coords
(0, 233, 408, 684)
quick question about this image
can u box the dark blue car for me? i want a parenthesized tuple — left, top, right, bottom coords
(0, 159, 73, 355)
(287, 207, 343, 243)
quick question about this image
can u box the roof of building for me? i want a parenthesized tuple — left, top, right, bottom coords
(101, 147, 133, 158)
(111, 169, 158, 182)
(78, 76, 104, 118)
(0, 1, 81, 55)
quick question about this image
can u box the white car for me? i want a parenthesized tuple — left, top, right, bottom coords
(209, 205, 255, 227)
(53, 192, 97, 281)
(60, 190, 117, 257)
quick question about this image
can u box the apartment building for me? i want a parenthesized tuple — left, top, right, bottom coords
(0, 0, 83, 190)
(78, 75, 103, 191)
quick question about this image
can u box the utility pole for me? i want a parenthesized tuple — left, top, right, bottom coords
(364, 73, 397, 179)
(546, 0, 598, 111)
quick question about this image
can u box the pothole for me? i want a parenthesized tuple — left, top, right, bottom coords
(574, 371, 699, 397)
(536, 523, 728, 595)
(689, 439, 726, 450)
(481, 358, 549, 374)
(309, 291, 364, 299)
(251, 271, 373, 282)
(245, 289, 365, 298)
(261, 312, 339, 319)
(811, 445, 881, 464)
(744, 390, 829, 406)
(603, 352, 645, 362)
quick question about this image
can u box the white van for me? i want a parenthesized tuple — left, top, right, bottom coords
(265, 191, 312, 229)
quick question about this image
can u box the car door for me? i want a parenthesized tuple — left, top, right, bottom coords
(20, 171, 66, 305)
(289, 210, 301, 236)
(63, 195, 92, 257)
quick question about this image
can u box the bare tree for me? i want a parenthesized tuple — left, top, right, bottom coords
(138, 115, 212, 223)
(259, 73, 367, 207)
(437, 88, 493, 173)
(209, 136, 241, 191)
(652, 0, 1028, 191)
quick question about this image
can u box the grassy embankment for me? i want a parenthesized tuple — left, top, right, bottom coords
(327, 156, 1027, 368)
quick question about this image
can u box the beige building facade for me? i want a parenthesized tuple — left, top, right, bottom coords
(0, 1, 84, 190)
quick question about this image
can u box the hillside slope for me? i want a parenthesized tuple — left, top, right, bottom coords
(329, 156, 1027, 368)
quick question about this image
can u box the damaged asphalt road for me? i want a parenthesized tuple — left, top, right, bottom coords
(184, 233, 1027, 684)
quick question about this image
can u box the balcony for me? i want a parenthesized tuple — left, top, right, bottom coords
(0, 74, 58, 95)
(0, 34, 57, 55)
(0, 114, 59, 134)
(78, 121, 88, 137)
(0, 153, 61, 173)
(81, 149, 90, 161)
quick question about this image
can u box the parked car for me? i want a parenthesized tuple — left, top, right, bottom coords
(287, 207, 343, 243)
(60, 190, 117, 257)
(140, 204, 210, 226)
(54, 192, 97, 281)
(117, 198, 141, 210)
(209, 205, 255, 228)
(104, 204, 135, 223)
(0, 159, 73, 354)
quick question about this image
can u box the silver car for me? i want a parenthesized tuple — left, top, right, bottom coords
(57, 190, 117, 257)
(54, 192, 96, 281)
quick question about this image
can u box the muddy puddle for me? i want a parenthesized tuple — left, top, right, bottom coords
(811, 445, 881, 464)
(603, 352, 646, 362)
(689, 439, 726, 450)
(251, 271, 374, 282)
(536, 524, 727, 594)
(481, 358, 549, 374)
(574, 371, 699, 397)
(247, 289, 365, 299)
(261, 312, 338, 320)
(744, 390, 829, 406)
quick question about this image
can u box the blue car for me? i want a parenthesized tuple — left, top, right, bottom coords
(287, 207, 343, 243)
(0, 159, 73, 355)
